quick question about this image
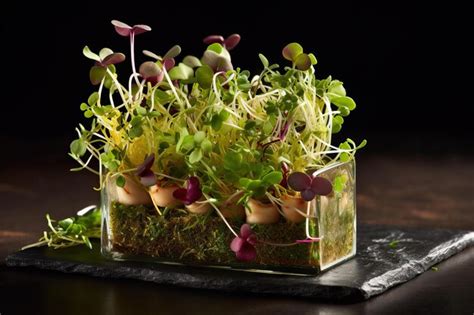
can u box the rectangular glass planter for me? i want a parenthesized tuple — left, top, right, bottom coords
(101, 160, 356, 275)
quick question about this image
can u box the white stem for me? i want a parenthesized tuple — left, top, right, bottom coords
(203, 193, 238, 237)
(130, 32, 141, 87)
(106, 68, 127, 103)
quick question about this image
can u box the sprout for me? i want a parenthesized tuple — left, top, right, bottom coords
(111, 20, 151, 37)
(136, 154, 156, 187)
(83, 46, 126, 85)
(282, 42, 316, 71)
(203, 34, 241, 51)
(230, 224, 257, 261)
(70, 21, 366, 256)
(139, 61, 164, 85)
(287, 172, 333, 201)
(173, 176, 203, 205)
(111, 20, 151, 88)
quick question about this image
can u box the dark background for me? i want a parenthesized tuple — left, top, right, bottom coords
(0, 1, 471, 156)
(1, 3, 474, 314)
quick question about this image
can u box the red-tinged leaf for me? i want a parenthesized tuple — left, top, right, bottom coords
(203, 35, 224, 45)
(224, 34, 241, 50)
(149, 72, 164, 85)
(89, 66, 106, 85)
(163, 58, 175, 71)
(102, 53, 126, 66)
(282, 42, 303, 61)
(111, 20, 132, 36)
(287, 172, 312, 191)
(311, 177, 333, 195)
(139, 61, 162, 81)
(132, 24, 151, 35)
(295, 53, 311, 71)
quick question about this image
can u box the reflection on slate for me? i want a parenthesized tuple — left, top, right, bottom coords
(5, 225, 474, 302)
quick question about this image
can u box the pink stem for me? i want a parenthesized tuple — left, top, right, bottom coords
(130, 32, 141, 88)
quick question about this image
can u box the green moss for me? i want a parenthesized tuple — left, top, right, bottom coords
(108, 185, 356, 272)
(109, 202, 321, 272)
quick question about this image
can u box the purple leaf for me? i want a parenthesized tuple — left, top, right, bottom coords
(203, 35, 224, 45)
(111, 20, 132, 36)
(172, 176, 202, 205)
(163, 58, 175, 71)
(139, 169, 156, 187)
(301, 189, 316, 201)
(186, 176, 202, 203)
(102, 53, 126, 66)
(287, 172, 312, 191)
(230, 224, 257, 261)
(230, 236, 245, 252)
(240, 223, 253, 239)
(311, 177, 333, 195)
(172, 188, 188, 202)
(224, 34, 241, 50)
(136, 154, 155, 177)
(136, 154, 156, 186)
(235, 242, 257, 261)
(279, 120, 291, 140)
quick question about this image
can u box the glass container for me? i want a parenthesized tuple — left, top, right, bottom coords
(101, 160, 356, 275)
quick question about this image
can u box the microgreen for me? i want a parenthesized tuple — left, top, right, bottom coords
(203, 34, 241, 51)
(173, 176, 203, 205)
(65, 20, 366, 253)
(282, 43, 316, 71)
(139, 61, 164, 85)
(23, 206, 101, 250)
(230, 224, 257, 261)
(136, 154, 156, 186)
(111, 20, 151, 37)
(83, 46, 125, 86)
(287, 172, 333, 201)
(239, 169, 283, 201)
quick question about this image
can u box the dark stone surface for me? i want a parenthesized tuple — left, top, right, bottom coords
(5, 224, 474, 302)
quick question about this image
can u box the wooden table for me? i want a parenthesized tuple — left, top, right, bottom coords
(1, 153, 473, 314)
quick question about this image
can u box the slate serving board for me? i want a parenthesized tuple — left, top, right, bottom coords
(5, 224, 474, 302)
